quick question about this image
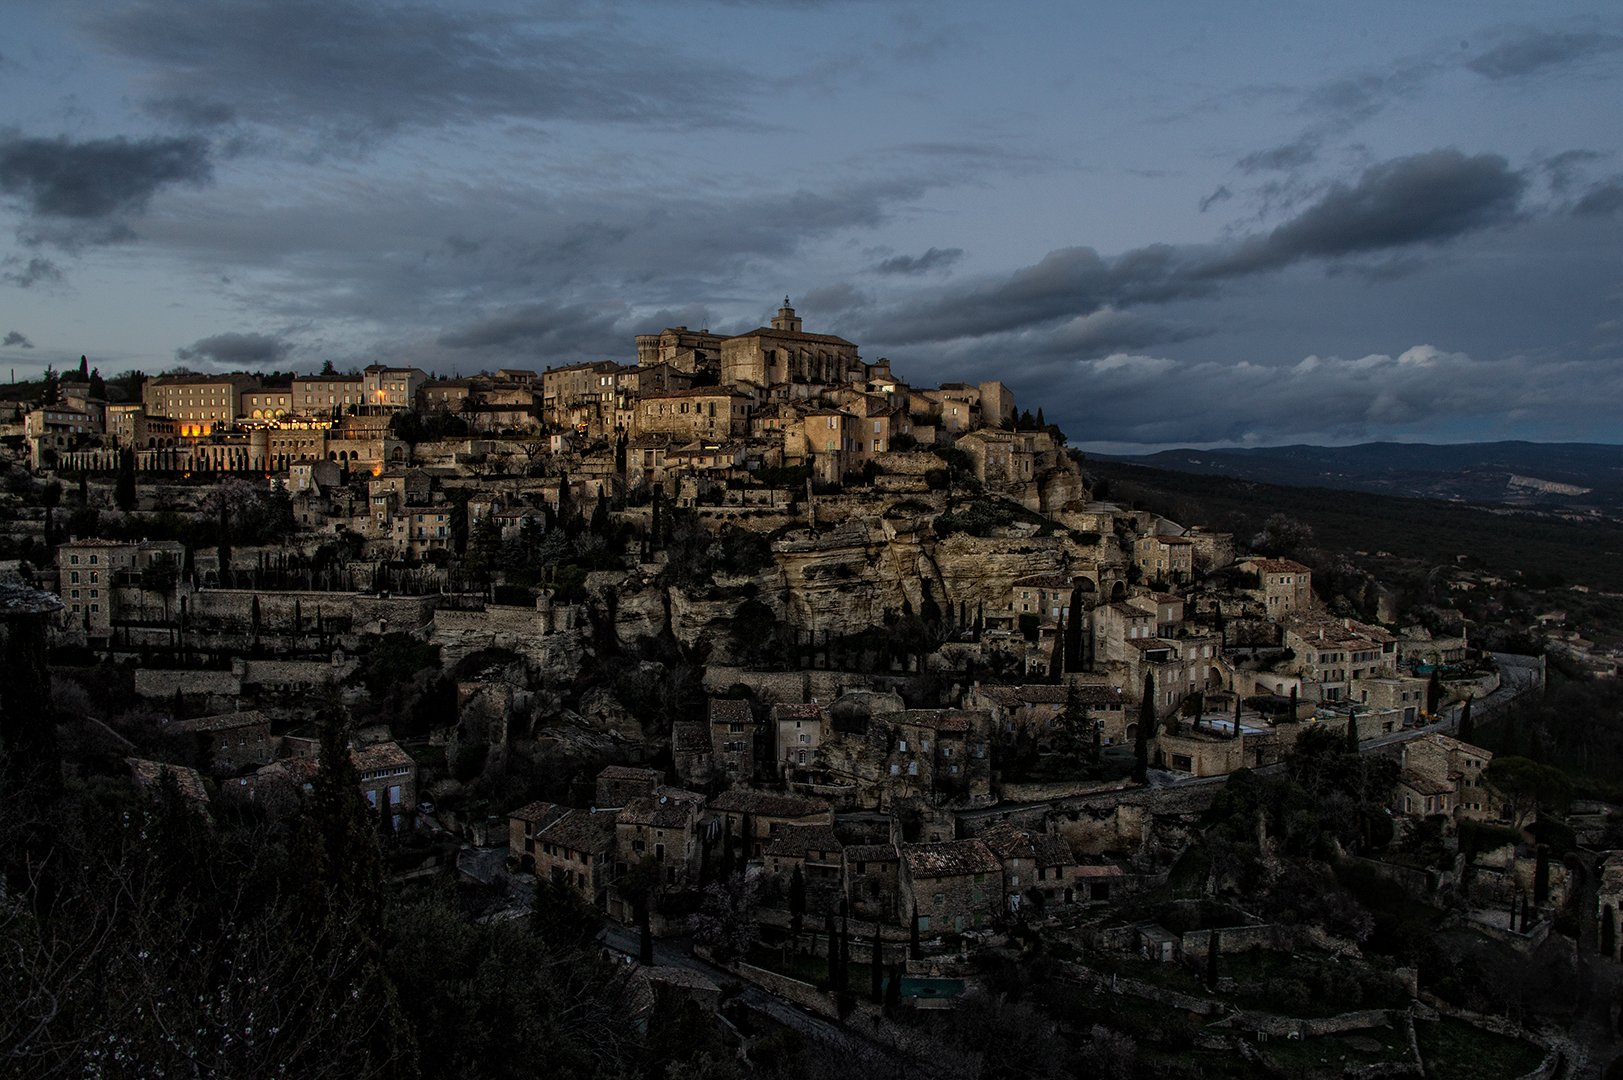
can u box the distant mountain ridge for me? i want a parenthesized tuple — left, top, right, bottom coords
(1091, 441, 1623, 513)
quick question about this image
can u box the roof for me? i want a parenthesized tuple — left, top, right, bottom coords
(1244, 558, 1312, 574)
(672, 722, 711, 753)
(708, 698, 754, 724)
(640, 387, 751, 401)
(845, 843, 899, 863)
(1106, 602, 1152, 617)
(979, 822, 1036, 860)
(538, 808, 616, 853)
(771, 703, 824, 721)
(350, 742, 414, 772)
(127, 757, 209, 804)
(727, 326, 856, 347)
(708, 790, 830, 818)
(510, 800, 569, 827)
(0, 578, 64, 616)
(1409, 732, 1493, 758)
(1074, 864, 1126, 878)
(171, 710, 269, 734)
(149, 373, 260, 386)
(641, 966, 720, 994)
(764, 823, 842, 860)
(618, 789, 702, 829)
(1012, 573, 1076, 589)
(902, 838, 1000, 878)
(1399, 774, 1456, 797)
(598, 765, 661, 783)
(1032, 835, 1073, 866)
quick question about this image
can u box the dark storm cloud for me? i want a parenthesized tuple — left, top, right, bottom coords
(873, 247, 962, 275)
(92, 0, 752, 140)
(866, 151, 1525, 347)
(1467, 28, 1623, 80)
(1575, 180, 1623, 216)
(2, 257, 64, 288)
(176, 332, 291, 365)
(1198, 187, 1233, 212)
(437, 301, 628, 354)
(1204, 151, 1524, 277)
(2, 331, 34, 348)
(0, 133, 211, 219)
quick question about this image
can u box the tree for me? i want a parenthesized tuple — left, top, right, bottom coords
(1066, 585, 1086, 669)
(590, 488, 608, 536)
(788, 864, 806, 938)
(114, 448, 137, 511)
(1288, 685, 1298, 722)
(1485, 756, 1572, 829)
(1134, 672, 1154, 784)
(1206, 929, 1221, 991)
(1048, 608, 1065, 681)
(1603, 905, 1617, 959)
(216, 488, 231, 580)
(531, 875, 605, 955)
(1052, 684, 1093, 772)
(690, 873, 760, 964)
(87, 367, 106, 401)
(1233, 691, 1242, 739)
(1426, 669, 1442, 715)
(909, 904, 921, 960)
(650, 482, 663, 548)
(1346, 708, 1360, 753)
(1458, 696, 1475, 743)
(870, 927, 883, 1002)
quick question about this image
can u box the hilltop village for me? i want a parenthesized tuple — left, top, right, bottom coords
(0, 304, 1611, 1079)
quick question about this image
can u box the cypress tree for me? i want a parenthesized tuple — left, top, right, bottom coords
(114, 448, 137, 511)
(789, 864, 806, 938)
(1206, 929, 1221, 990)
(1533, 845, 1550, 906)
(909, 903, 921, 960)
(1602, 905, 1617, 959)
(885, 963, 902, 1013)
(1134, 672, 1154, 784)
(1458, 696, 1475, 743)
(1288, 685, 1298, 723)
(1346, 708, 1360, 753)
(823, 912, 838, 987)
(639, 905, 654, 965)
(650, 482, 663, 548)
(591, 487, 608, 535)
(1065, 585, 1085, 669)
(1233, 691, 1242, 739)
(1048, 607, 1065, 682)
(1426, 670, 1442, 715)
(215, 492, 231, 583)
(871, 926, 884, 1002)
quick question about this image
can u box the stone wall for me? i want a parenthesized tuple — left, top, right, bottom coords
(134, 668, 241, 699)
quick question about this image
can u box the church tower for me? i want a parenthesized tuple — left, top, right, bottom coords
(770, 298, 803, 334)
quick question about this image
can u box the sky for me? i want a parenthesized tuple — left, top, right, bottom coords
(1, 1, 1622, 452)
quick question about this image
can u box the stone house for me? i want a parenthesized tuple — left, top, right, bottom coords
(534, 808, 617, 905)
(166, 710, 274, 772)
(1283, 615, 1398, 702)
(1093, 602, 1157, 664)
(1597, 854, 1623, 963)
(1156, 726, 1246, 778)
(672, 722, 714, 788)
(955, 429, 1036, 488)
(978, 823, 1073, 913)
(56, 537, 185, 633)
(708, 697, 757, 782)
(1397, 733, 1495, 822)
(843, 843, 901, 923)
(764, 822, 844, 907)
(596, 765, 660, 808)
(1239, 558, 1313, 619)
(508, 800, 570, 873)
(1009, 572, 1077, 620)
(351, 740, 417, 822)
(636, 388, 752, 441)
(127, 758, 211, 807)
(899, 838, 1003, 936)
(876, 709, 993, 807)
(1133, 535, 1194, 584)
(717, 304, 862, 388)
(708, 789, 833, 861)
(1351, 676, 1430, 726)
(773, 702, 826, 775)
(615, 788, 705, 889)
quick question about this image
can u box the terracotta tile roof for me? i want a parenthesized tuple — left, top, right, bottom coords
(1014, 685, 1069, 705)
(770, 703, 824, 721)
(1245, 558, 1312, 574)
(708, 790, 830, 818)
(538, 808, 616, 853)
(979, 823, 1036, 860)
(1107, 602, 1152, 617)
(618, 789, 702, 829)
(510, 800, 569, 827)
(728, 327, 856, 347)
(1074, 864, 1125, 878)
(1032, 835, 1073, 866)
(350, 742, 414, 771)
(127, 757, 209, 804)
(708, 698, 754, 724)
(598, 765, 661, 783)
(902, 839, 1000, 878)
(764, 823, 842, 860)
(845, 843, 899, 863)
(170, 710, 269, 734)
(672, 722, 711, 753)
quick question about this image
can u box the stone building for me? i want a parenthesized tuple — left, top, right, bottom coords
(351, 740, 417, 823)
(763, 822, 843, 905)
(672, 722, 714, 788)
(899, 838, 1003, 936)
(718, 304, 862, 389)
(843, 842, 900, 923)
(636, 388, 752, 441)
(707, 697, 757, 782)
(166, 710, 274, 772)
(1239, 558, 1313, 619)
(955, 429, 1036, 488)
(534, 808, 617, 904)
(144, 372, 260, 435)
(773, 702, 826, 774)
(508, 800, 570, 873)
(1283, 615, 1398, 702)
(708, 789, 832, 861)
(596, 765, 661, 808)
(1396, 733, 1495, 822)
(616, 788, 704, 888)
(291, 373, 368, 416)
(1133, 535, 1194, 584)
(56, 538, 186, 634)
(978, 822, 1073, 913)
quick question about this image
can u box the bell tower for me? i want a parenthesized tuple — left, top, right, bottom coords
(770, 297, 802, 334)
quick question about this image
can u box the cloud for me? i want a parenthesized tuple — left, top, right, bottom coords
(2, 257, 64, 288)
(2, 331, 33, 348)
(176, 332, 292, 366)
(864, 150, 1525, 347)
(1204, 150, 1525, 277)
(1467, 28, 1623, 80)
(437, 301, 628, 354)
(0, 134, 211, 219)
(92, 0, 752, 143)
(1575, 180, 1623, 217)
(1198, 186, 1233, 212)
(873, 247, 962, 275)
(1237, 138, 1321, 175)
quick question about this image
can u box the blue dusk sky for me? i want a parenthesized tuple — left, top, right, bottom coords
(1, 1, 1621, 451)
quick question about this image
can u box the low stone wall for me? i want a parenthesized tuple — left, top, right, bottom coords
(729, 962, 840, 1018)
(134, 668, 241, 699)
(997, 777, 1132, 804)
